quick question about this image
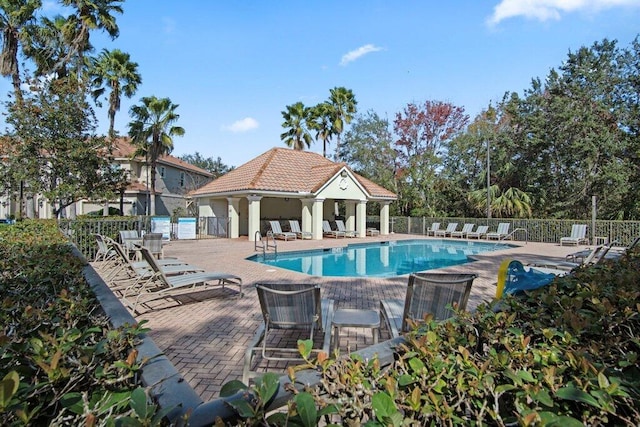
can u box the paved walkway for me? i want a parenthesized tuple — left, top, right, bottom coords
(122, 234, 581, 402)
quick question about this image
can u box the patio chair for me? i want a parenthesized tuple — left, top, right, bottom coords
(467, 225, 489, 239)
(426, 222, 441, 236)
(434, 222, 458, 238)
(120, 245, 242, 314)
(335, 219, 356, 237)
(142, 232, 164, 258)
(269, 220, 297, 241)
(566, 236, 639, 262)
(243, 282, 334, 383)
(560, 224, 588, 246)
(119, 230, 142, 258)
(486, 223, 510, 240)
(323, 220, 345, 238)
(380, 272, 477, 338)
(93, 233, 118, 266)
(451, 223, 474, 238)
(288, 220, 312, 239)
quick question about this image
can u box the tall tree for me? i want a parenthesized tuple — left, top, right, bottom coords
(280, 101, 312, 150)
(328, 86, 357, 161)
(128, 96, 184, 216)
(308, 101, 334, 157)
(179, 152, 233, 178)
(394, 100, 469, 216)
(0, 0, 41, 107)
(60, 0, 123, 78)
(0, 78, 120, 218)
(22, 14, 75, 79)
(89, 48, 141, 138)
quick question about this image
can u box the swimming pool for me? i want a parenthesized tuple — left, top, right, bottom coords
(247, 239, 513, 278)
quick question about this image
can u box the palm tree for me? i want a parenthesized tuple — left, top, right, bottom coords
(468, 185, 532, 218)
(308, 102, 334, 158)
(128, 96, 185, 216)
(90, 48, 141, 138)
(24, 15, 78, 79)
(328, 87, 357, 161)
(0, 0, 41, 107)
(280, 102, 312, 150)
(60, 0, 123, 77)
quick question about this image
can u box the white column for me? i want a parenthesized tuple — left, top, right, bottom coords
(246, 195, 262, 241)
(227, 197, 241, 239)
(356, 200, 367, 238)
(345, 201, 356, 230)
(301, 199, 313, 237)
(311, 198, 325, 240)
(380, 201, 391, 235)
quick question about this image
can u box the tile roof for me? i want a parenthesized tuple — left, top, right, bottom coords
(111, 138, 213, 177)
(190, 147, 397, 199)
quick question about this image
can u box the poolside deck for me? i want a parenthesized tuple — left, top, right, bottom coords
(127, 234, 581, 401)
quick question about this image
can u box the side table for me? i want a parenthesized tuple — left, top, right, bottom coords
(331, 308, 380, 351)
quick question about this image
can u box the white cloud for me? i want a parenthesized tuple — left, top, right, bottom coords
(340, 44, 383, 66)
(487, 0, 640, 25)
(223, 117, 259, 133)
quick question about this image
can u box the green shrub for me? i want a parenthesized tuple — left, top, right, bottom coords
(0, 220, 163, 425)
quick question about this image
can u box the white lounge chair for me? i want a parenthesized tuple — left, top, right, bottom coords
(467, 225, 488, 239)
(427, 223, 441, 236)
(560, 224, 588, 246)
(486, 223, 510, 240)
(335, 219, 356, 237)
(434, 222, 458, 238)
(288, 220, 312, 239)
(120, 245, 242, 314)
(450, 223, 474, 238)
(323, 220, 345, 238)
(528, 244, 612, 271)
(269, 220, 297, 241)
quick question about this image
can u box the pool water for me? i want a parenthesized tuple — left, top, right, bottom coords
(247, 239, 513, 278)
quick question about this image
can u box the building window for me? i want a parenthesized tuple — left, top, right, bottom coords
(160, 166, 165, 178)
(180, 172, 185, 187)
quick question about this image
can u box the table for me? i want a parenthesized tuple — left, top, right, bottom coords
(331, 308, 380, 351)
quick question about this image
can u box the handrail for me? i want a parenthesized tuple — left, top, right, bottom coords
(265, 230, 277, 255)
(254, 231, 264, 254)
(501, 227, 528, 244)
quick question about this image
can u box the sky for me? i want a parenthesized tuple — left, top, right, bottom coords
(3, 0, 640, 167)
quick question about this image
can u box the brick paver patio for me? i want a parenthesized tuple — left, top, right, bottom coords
(119, 234, 581, 402)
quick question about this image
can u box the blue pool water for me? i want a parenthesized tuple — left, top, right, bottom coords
(247, 239, 513, 278)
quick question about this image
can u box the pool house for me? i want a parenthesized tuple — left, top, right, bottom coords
(190, 148, 397, 240)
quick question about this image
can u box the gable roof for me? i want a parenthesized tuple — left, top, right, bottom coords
(190, 147, 396, 200)
(111, 138, 213, 177)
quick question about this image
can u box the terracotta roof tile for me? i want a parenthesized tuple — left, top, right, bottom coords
(191, 147, 397, 199)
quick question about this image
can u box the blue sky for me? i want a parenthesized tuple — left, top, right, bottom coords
(4, 0, 640, 167)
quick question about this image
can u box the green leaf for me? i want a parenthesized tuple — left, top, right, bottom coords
(517, 369, 535, 383)
(256, 372, 280, 403)
(556, 386, 601, 408)
(129, 388, 149, 418)
(408, 357, 425, 373)
(228, 398, 255, 418)
(398, 374, 414, 387)
(297, 339, 313, 359)
(60, 392, 84, 415)
(532, 389, 554, 407)
(537, 412, 585, 427)
(220, 380, 247, 397)
(372, 392, 397, 420)
(0, 371, 20, 409)
(294, 392, 317, 427)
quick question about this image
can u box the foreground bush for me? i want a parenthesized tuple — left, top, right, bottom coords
(229, 250, 640, 426)
(0, 220, 165, 425)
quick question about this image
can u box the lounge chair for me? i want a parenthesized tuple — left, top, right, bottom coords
(242, 282, 334, 383)
(335, 219, 356, 237)
(427, 222, 441, 236)
(323, 220, 345, 238)
(566, 236, 639, 262)
(467, 225, 488, 239)
(288, 220, 312, 239)
(380, 272, 477, 338)
(451, 223, 474, 238)
(120, 245, 242, 314)
(93, 233, 118, 267)
(434, 222, 458, 238)
(486, 223, 510, 240)
(269, 220, 297, 241)
(560, 224, 588, 246)
(528, 244, 612, 271)
(366, 227, 380, 236)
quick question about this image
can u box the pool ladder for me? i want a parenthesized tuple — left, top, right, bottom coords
(498, 227, 528, 244)
(255, 230, 277, 255)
